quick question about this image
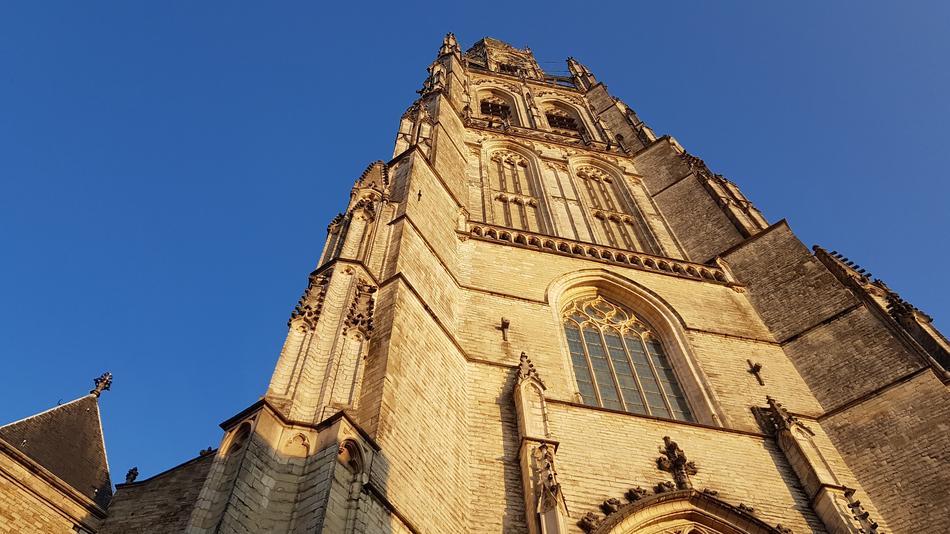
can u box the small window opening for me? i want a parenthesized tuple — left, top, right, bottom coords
(481, 100, 511, 119)
(498, 63, 520, 75)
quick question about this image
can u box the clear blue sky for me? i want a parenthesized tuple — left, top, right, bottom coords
(2, 2, 947, 482)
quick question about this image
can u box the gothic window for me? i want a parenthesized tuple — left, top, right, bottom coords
(562, 295, 692, 421)
(544, 102, 584, 136)
(488, 150, 544, 232)
(574, 165, 654, 252)
(481, 99, 511, 119)
(478, 90, 521, 126)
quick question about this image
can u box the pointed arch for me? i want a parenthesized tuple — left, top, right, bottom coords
(547, 270, 727, 427)
(474, 85, 527, 126)
(591, 490, 791, 534)
(537, 98, 598, 139)
(479, 140, 553, 233)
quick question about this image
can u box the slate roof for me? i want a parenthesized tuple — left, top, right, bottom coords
(0, 394, 113, 508)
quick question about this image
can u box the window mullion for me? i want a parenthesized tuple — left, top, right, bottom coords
(578, 325, 603, 407)
(599, 328, 627, 412)
(644, 336, 676, 417)
(621, 331, 651, 415)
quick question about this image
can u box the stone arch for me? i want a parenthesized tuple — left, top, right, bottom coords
(568, 156, 660, 255)
(591, 490, 790, 534)
(547, 269, 727, 426)
(480, 140, 553, 233)
(223, 421, 252, 456)
(538, 98, 597, 138)
(474, 85, 527, 126)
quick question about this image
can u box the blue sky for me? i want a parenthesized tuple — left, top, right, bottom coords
(1, 2, 947, 481)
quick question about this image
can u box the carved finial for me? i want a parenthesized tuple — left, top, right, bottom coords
(656, 436, 697, 490)
(765, 396, 814, 435)
(439, 32, 460, 57)
(125, 467, 138, 484)
(654, 480, 676, 494)
(518, 352, 545, 388)
(90, 372, 112, 397)
(199, 447, 214, 456)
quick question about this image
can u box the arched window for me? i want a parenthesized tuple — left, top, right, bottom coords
(487, 149, 544, 232)
(563, 295, 692, 421)
(543, 102, 585, 136)
(477, 89, 521, 126)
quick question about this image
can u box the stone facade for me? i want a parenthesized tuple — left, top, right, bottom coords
(3, 34, 948, 533)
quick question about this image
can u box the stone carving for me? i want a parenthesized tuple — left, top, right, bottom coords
(702, 488, 719, 496)
(774, 525, 793, 534)
(654, 480, 676, 493)
(578, 511, 601, 533)
(764, 396, 814, 435)
(438, 32, 459, 57)
(469, 222, 731, 284)
(199, 447, 214, 456)
(490, 150, 528, 167)
(342, 280, 377, 338)
(90, 372, 112, 397)
(125, 467, 138, 484)
(601, 497, 622, 514)
(747, 359, 764, 386)
(418, 60, 446, 95)
(327, 213, 345, 234)
(575, 165, 612, 183)
(656, 436, 697, 490)
(738, 503, 755, 514)
(843, 487, 881, 533)
(500, 317, 510, 341)
(349, 197, 378, 222)
(289, 270, 331, 332)
(533, 443, 562, 513)
(517, 352, 545, 388)
(625, 486, 649, 502)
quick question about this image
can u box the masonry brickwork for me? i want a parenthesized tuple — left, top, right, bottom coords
(3, 34, 947, 534)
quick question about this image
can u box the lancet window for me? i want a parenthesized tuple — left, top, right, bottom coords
(575, 165, 652, 252)
(562, 295, 692, 421)
(480, 99, 511, 120)
(487, 150, 544, 232)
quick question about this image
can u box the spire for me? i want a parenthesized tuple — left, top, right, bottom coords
(567, 57, 597, 90)
(90, 371, 112, 397)
(439, 32, 460, 58)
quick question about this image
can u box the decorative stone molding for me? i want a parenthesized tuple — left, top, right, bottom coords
(518, 352, 545, 388)
(490, 150, 528, 167)
(763, 396, 814, 435)
(575, 165, 613, 183)
(124, 467, 138, 484)
(289, 270, 331, 332)
(579, 489, 791, 534)
(843, 487, 882, 533)
(438, 32, 460, 58)
(656, 436, 697, 490)
(533, 443, 562, 513)
(467, 223, 733, 285)
(342, 280, 377, 339)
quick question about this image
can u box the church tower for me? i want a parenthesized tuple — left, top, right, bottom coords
(95, 35, 949, 534)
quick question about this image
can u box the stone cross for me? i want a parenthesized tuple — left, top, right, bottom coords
(747, 359, 764, 386)
(656, 436, 697, 490)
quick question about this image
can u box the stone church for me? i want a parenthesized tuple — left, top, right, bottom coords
(2, 35, 948, 534)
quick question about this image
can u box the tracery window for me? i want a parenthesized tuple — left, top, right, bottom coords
(544, 102, 584, 135)
(480, 99, 511, 119)
(562, 295, 692, 421)
(488, 150, 543, 232)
